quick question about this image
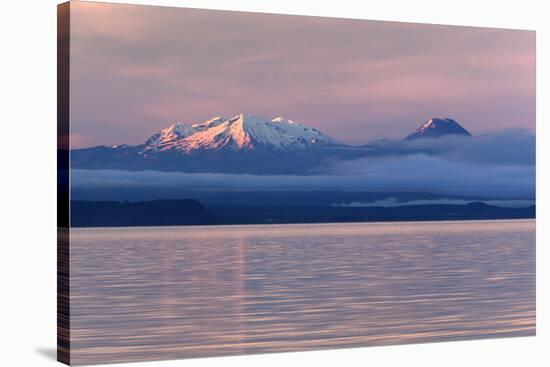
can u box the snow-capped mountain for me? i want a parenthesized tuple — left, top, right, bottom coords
(71, 113, 342, 174)
(71, 115, 476, 174)
(142, 113, 336, 153)
(404, 118, 472, 140)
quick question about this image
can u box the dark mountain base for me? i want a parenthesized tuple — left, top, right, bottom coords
(70, 200, 534, 227)
(213, 202, 534, 225)
(71, 199, 217, 227)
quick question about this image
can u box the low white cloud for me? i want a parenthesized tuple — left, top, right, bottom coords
(331, 198, 535, 208)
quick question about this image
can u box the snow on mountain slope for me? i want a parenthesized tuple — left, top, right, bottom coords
(404, 118, 472, 140)
(142, 113, 336, 153)
(191, 116, 226, 132)
(144, 122, 197, 150)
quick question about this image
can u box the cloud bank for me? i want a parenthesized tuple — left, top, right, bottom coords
(71, 130, 535, 202)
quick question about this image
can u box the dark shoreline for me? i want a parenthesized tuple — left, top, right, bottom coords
(70, 199, 535, 228)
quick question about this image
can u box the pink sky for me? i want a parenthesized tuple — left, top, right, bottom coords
(69, 1, 535, 148)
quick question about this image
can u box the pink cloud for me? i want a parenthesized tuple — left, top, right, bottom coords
(69, 2, 535, 148)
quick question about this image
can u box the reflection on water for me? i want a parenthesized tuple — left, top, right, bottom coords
(70, 220, 535, 364)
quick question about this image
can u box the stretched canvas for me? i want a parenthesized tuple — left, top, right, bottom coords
(57, 1, 536, 365)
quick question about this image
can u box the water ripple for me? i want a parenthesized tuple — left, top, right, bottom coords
(70, 220, 535, 364)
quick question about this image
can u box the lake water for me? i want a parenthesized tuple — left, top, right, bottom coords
(70, 220, 535, 365)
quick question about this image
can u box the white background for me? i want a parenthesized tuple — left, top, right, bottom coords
(0, 0, 547, 365)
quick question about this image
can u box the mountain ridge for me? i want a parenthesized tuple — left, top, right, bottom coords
(109, 114, 472, 153)
(72, 114, 474, 174)
(141, 113, 336, 154)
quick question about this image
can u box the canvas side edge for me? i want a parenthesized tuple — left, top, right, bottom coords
(57, 1, 71, 365)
